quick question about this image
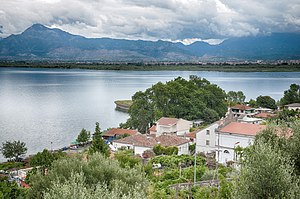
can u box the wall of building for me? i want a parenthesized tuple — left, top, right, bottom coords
(196, 123, 219, 154)
(177, 142, 189, 155)
(176, 119, 193, 136)
(134, 146, 152, 156)
(216, 133, 254, 164)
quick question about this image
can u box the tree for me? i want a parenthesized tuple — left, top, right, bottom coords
(280, 84, 300, 105)
(76, 128, 90, 143)
(256, 95, 277, 109)
(28, 154, 148, 199)
(227, 91, 246, 105)
(88, 138, 110, 157)
(248, 99, 256, 107)
(1, 140, 27, 161)
(0, 176, 28, 198)
(234, 140, 300, 199)
(93, 122, 102, 140)
(30, 149, 65, 170)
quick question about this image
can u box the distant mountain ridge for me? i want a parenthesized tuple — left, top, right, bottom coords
(0, 24, 299, 61)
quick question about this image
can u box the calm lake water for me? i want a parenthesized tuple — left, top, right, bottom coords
(1, 67, 300, 161)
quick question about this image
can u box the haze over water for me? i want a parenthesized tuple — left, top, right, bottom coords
(1, 67, 300, 161)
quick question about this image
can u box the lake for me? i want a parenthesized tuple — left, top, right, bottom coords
(1, 67, 300, 161)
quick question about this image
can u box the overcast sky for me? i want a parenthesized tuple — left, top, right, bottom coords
(0, 0, 299, 44)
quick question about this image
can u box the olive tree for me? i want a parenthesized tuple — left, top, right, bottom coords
(1, 140, 27, 161)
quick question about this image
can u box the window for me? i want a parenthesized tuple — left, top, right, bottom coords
(206, 130, 210, 135)
(224, 150, 229, 154)
(206, 140, 210, 146)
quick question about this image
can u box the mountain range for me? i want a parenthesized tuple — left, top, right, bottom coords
(0, 24, 299, 61)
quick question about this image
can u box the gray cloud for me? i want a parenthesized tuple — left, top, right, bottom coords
(0, 0, 299, 41)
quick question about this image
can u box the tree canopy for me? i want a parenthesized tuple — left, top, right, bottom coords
(1, 140, 27, 161)
(28, 154, 148, 199)
(256, 95, 277, 109)
(280, 84, 300, 105)
(76, 128, 90, 143)
(126, 76, 227, 133)
(226, 91, 246, 105)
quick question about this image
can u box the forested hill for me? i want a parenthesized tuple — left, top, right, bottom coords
(0, 24, 300, 61)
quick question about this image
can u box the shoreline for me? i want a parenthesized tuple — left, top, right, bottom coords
(1, 62, 300, 72)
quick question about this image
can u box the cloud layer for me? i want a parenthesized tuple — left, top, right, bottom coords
(0, 0, 299, 41)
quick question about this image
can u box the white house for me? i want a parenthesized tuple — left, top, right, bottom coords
(215, 122, 266, 164)
(112, 134, 189, 156)
(155, 117, 193, 136)
(284, 103, 300, 111)
(195, 122, 220, 154)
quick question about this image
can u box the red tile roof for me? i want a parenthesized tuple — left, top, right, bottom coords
(157, 117, 179, 126)
(231, 104, 253, 111)
(219, 122, 267, 136)
(104, 128, 138, 137)
(254, 112, 277, 119)
(113, 134, 189, 147)
(186, 130, 197, 139)
(149, 125, 157, 132)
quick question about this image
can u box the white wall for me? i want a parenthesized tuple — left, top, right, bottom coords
(177, 142, 189, 155)
(176, 119, 193, 136)
(196, 123, 219, 153)
(216, 133, 255, 164)
(134, 146, 152, 156)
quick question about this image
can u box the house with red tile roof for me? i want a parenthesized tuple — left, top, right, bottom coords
(155, 117, 192, 137)
(102, 128, 139, 140)
(254, 112, 277, 119)
(112, 134, 189, 156)
(215, 122, 267, 164)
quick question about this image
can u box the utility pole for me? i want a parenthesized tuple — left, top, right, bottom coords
(194, 149, 196, 184)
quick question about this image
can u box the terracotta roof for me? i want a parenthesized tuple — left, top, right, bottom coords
(284, 103, 300, 107)
(149, 125, 157, 132)
(218, 122, 267, 136)
(104, 128, 138, 137)
(231, 104, 253, 111)
(113, 134, 189, 147)
(157, 117, 179, 126)
(254, 112, 277, 119)
(186, 130, 197, 139)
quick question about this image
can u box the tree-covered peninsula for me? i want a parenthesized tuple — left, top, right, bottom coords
(122, 75, 227, 133)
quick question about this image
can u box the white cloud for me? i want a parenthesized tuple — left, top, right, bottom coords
(0, 0, 299, 40)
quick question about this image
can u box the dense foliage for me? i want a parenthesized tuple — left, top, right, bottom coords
(0, 176, 27, 199)
(234, 123, 300, 198)
(126, 76, 227, 133)
(226, 91, 246, 105)
(76, 128, 91, 143)
(30, 149, 66, 169)
(153, 145, 179, 156)
(256, 95, 277, 109)
(1, 140, 27, 161)
(28, 153, 148, 199)
(280, 84, 300, 105)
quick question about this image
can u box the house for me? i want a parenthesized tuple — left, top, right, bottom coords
(112, 134, 189, 156)
(155, 117, 193, 136)
(195, 122, 220, 154)
(215, 122, 266, 164)
(255, 107, 273, 113)
(230, 104, 256, 117)
(284, 103, 300, 111)
(102, 128, 138, 141)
